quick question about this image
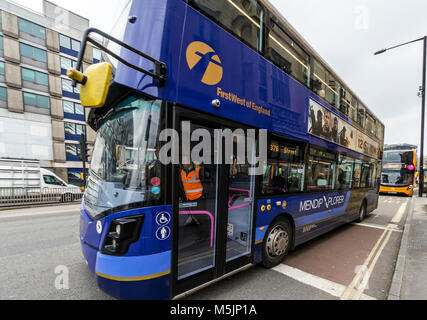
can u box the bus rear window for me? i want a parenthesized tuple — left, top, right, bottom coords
(189, 0, 263, 52)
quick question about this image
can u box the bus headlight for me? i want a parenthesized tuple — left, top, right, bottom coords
(116, 224, 122, 236)
(102, 215, 144, 256)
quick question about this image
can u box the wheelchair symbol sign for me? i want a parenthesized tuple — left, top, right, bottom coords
(156, 212, 171, 226)
(156, 226, 171, 241)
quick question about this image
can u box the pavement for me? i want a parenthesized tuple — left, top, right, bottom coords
(389, 195, 427, 300)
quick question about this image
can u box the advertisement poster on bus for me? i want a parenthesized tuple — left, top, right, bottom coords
(356, 131, 380, 159)
(308, 99, 356, 150)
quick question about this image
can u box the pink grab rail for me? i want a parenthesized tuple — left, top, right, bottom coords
(179, 210, 215, 247)
(179, 189, 252, 248)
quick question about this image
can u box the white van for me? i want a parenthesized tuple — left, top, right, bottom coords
(0, 159, 82, 204)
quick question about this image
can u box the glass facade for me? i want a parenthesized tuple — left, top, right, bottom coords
(22, 68, 49, 86)
(62, 78, 81, 95)
(60, 56, 77, 71)
(18, 18, 46, 39)
(0, 87, 6, 101)
(65, 121, 86, 136)
(23, 92, 50, 109)
(20, 43, 47, 63)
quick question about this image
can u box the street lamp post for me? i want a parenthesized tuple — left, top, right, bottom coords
(375, 36, 427, 197)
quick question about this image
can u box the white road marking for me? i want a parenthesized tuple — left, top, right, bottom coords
(352, 226, 394, 300)
(352, 222, 402, 232)
(341, 224, 395, 300)
(340, 225, 390, 300)
(391, 202, 408, 224)
(273, 264, 375, 300)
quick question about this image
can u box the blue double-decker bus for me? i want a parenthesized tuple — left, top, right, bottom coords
(70, 0, 385, 300)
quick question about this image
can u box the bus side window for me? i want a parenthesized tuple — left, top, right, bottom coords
(307, 148, 337, 192)
(336, 155, 354, 190)
(262, 139, 305, 195)
(360, 162, 371, 188)
(353, 160, 362, 188)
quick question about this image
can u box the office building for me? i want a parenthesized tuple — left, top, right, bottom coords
(0, 0, 101, 186)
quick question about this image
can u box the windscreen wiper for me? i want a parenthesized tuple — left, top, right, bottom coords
(98, 106, 138, 125)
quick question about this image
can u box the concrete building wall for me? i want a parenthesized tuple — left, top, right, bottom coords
(5, 63, 22, 88)
(7, 88, 23, 113)
(53, 141, 66, 163)
(51, 119, 65, 142)
(1, 10, 18, 38)
(3, 37, 20, 64)
(50, 97, 63, 120)
(47, 51, 61, 75)
(48, 75, 62, 98)
(46, 28, 59, 52)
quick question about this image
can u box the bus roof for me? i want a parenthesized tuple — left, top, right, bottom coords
(260, 0, 384, 128)
(384, 144, 418, 151)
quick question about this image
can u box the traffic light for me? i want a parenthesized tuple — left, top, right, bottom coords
(78, 134, 89, 162)
(79, 134, 89, 188)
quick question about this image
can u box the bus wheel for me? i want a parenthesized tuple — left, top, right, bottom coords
(262, 217, 292, 269)
(357, 201, 367, 223)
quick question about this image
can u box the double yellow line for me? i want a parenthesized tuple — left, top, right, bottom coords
(341, 201, 408, 300)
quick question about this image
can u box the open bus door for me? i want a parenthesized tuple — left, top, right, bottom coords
(171, 108, 258, 297)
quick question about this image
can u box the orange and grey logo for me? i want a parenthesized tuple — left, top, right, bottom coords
(186, 41, 223, 86)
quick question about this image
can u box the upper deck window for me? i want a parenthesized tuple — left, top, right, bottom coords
(357, 104, 366, 128)
(312, 60, 339, 109)
(366, 113, 376, 136)
(267, 20, 309, 86)
(377, 123, 385, 141)
(189, 0, 263, 52)
(349, 96, 358, 121)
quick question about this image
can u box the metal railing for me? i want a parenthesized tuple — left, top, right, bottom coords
(0, 187, 83, 208)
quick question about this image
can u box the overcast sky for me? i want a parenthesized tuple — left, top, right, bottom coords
(11, 0, 427, 152)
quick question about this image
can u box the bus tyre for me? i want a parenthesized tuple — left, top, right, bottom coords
(262, 217, 292, 269)
(357, 201, 367, 223)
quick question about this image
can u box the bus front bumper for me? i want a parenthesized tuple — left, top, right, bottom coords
(81, 241, 171, 300)
(380, 185, 413, 196)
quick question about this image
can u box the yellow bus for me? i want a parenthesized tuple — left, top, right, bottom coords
(380, 144, 417, 196)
